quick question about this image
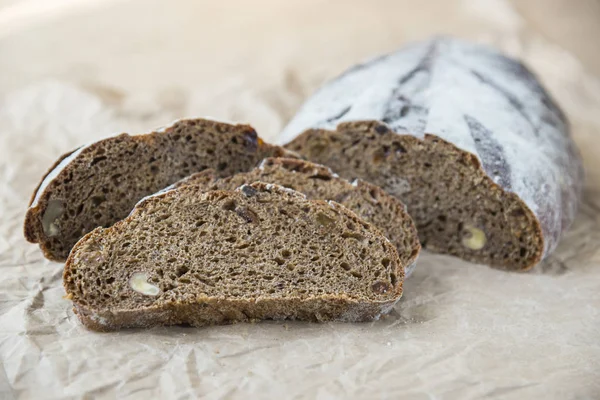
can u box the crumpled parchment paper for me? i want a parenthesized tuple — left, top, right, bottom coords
(1, 0, 599, 398)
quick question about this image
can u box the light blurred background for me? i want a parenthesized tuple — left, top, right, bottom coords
(2, 0, 596, 85)
(2, 0, 600, 187)
(0, 0, 599, 131)
(0, 0, 599, 185)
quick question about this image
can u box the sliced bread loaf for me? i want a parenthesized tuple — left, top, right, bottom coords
(64, 182, 404, 331)
(24, 118, 295, 261)
(175, 157, 420, 275)
(281, 37, 584, 271)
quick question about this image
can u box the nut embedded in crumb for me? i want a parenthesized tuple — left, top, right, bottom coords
(129, 272, 160, 296)
(240, 184, 258, 197)
(371, 281, 391, 294)
(462, 225, 486, 250)
(235, 206, 259, 223)
(42, 199, 65, 237)
(316, 212, 335, 227)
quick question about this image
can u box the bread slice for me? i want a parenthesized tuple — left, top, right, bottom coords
(174, 157, 420, 275)
(64, 182, 404, 331)
(281, 38, 584, 271)
(24, 118, 295, 261)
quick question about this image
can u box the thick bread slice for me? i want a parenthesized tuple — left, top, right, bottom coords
(175, 157, 421, 276)
(24, 118, 295, 261)
(281, 37, 584, 271)
(64, 182, 404, 331)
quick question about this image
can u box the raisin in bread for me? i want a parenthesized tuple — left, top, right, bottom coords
(24, 118, 295, 261)
(281, 37, 584, 271)
(175, 157, 420, 276)
(64, 182, 404, 331)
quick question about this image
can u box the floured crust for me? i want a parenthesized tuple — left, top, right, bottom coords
(64, 182, 404, 331)
(24, 118, 296, 261)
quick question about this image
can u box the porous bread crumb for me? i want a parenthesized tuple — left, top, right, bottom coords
(176, 157, 420, 274)
(286, 123, 545, 271)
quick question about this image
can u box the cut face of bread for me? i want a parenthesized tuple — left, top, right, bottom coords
(24, 118, 294, 261)
(281, 38, 584, 271)
(286, 124, 542, 270)
(64, 182, 404, 331)
(175, 157, 420, 275)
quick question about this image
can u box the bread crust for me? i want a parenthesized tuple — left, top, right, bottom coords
(72, 295, 398, 332)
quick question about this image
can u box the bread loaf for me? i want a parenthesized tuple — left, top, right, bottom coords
(24, 118, 294, 261)
(281, 37, 584, 271)
(176, 157, 420, 275)
(64, 182, 404, 331)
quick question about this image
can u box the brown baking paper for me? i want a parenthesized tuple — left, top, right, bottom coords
(1, 0, 599, 398)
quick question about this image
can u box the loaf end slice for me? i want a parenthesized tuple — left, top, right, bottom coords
(280, 38, 583, 271)
(175, 157, 420, 275)
(25, 118, 296, 261)
(64, 182, 404, 331)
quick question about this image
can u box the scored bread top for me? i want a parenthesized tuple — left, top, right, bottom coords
(24, 118, 295, 261)
(64, 182, 404, 331)
(173, 157, 420, 275)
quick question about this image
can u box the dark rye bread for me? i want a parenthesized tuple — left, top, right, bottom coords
(175, 157, 420, 275)
(281, 37, 584, 271)
(64, 182, 404, 331)
(24, 118, 295, 261)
